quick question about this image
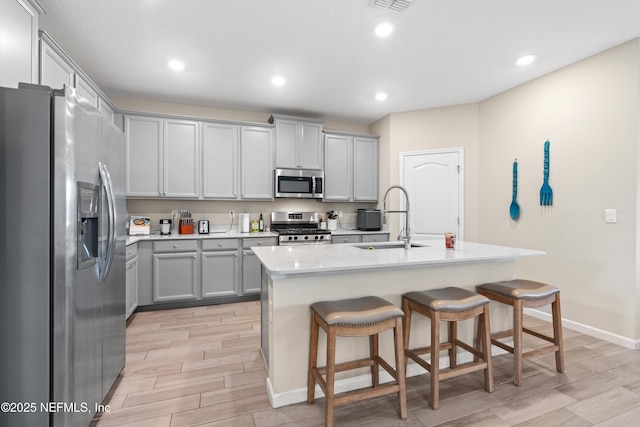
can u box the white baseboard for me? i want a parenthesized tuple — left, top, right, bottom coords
(523, 308, 640, 350)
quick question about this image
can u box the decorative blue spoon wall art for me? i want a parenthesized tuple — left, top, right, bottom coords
(510, 159, 520, 220)
(540, 140, 553, 206)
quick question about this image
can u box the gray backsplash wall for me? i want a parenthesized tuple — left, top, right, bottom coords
(126, 199, 377, 231)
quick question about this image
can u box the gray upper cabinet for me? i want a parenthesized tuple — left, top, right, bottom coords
(202, 122, 239, 199)
(270, 115, 324, 170)
(323, 133, 351, 201)
(125, 115, 163, 197)
(39, 37, 74, 90)
(240, 126, 274, 199)
(0, 0, 41, 88)
(164, 119, 200, 198)
(324, 132, 379, 202)
(38, 31, 119, 123)
(353, 136, 379, 201)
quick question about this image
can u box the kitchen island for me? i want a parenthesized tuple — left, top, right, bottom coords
(253, 240, 544, 408)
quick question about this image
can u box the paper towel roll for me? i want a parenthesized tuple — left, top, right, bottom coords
(240, 213, 250, 233)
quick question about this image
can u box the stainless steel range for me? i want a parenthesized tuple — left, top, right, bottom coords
(271, 212, 332, 245)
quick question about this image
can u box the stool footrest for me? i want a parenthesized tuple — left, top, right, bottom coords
(334, 383, 401, 407)
(523, 327, 556, 344)
(522, 344, 559, 360)
(439, 361, 489, 381)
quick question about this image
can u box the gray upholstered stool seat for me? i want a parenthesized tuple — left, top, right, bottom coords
(308, 296, 407, 427)
(402, 287, 493, 410)
(477, 279, 564, 386)
(311, 296, 404, 327)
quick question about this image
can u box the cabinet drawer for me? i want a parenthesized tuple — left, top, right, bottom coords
(202, 239, 239, 251)
(153, 240, 198, 253)
(333, 235, 361, 244)
(360, 234, 389, 243)
(242, 237, 278, 249)
(126, 243, 138, 260)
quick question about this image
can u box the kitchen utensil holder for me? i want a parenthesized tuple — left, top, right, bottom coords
(178, 219, 194, 234)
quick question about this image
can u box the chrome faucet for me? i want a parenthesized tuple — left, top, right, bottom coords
(383, 185, 411, 249)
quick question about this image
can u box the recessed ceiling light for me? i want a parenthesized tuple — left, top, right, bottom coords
(375, 92, 388, 101)
(272, 75, 286, 86)
(515, 54, 537, 66)
(374, 22, 394, 38)
(167, 59, 185, 71)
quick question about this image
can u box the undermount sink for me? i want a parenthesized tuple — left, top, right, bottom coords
(355, 242, 429, 250)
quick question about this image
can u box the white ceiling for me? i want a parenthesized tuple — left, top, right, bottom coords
(38, 0, 640, 124)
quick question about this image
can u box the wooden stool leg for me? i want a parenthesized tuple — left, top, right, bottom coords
(481, 306, 494, 392)
(513, 300, 523, 386)
(448, 320, 457, 369)
(393, 317, 408, 419)
(370, 333, 379, 387)
(552, 294, 565, 373)
(402, 297, 412, 365)
(325, 328, 336, 427)
(308, 312, 319, 403)
(429, 310, 440, 410)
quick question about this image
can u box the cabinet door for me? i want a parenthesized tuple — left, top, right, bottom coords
(125, 257, 138, 319)
(164, 119, 199, 198)
(39, 39, 74, 90)
(125, 116, 163, 196)
(0, 0, 38, 87)
(201, 251, 239, 297)
(241, 250, 262, 294)
(300, 122, 323, 170)
(274, 119, 298, 169)
(75, 74, 99, 108)
(153, 252, 198, 302)
(323, 134, 352, 201)
(98, 97, 115, 123)
(240, 126, 273, 199)
(202, 122, 238, 199)
(353, 137, 379, 202)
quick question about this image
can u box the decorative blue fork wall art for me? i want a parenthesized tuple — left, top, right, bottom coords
(540, 140, 553, 206)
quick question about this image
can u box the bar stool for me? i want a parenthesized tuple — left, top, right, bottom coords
(477, 279, 564, 386)
(402, 287, 493, 410)
(308, 296, 407, 427)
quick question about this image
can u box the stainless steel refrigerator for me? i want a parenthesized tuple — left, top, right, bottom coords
(0, 84, 126, 427)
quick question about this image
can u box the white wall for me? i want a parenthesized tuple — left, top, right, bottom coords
(371, 104, 480, 242)
(374, 39, 640, 342)
(479, 39, 640, 340)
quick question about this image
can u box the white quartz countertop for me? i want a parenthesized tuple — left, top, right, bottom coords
(252, 240, 545, 277)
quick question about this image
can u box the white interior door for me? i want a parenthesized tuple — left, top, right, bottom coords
(401, 149, 463, 240)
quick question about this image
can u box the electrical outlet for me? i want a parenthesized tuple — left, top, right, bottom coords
(605, 209, 616, 223)
(338, 210, 344, 218)
(229, 211, 235, 220)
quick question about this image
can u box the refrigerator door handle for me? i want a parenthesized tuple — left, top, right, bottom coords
(99, 162, 117, 282)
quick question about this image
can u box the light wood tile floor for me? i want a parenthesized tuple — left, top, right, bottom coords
(91, 301, 640, 426)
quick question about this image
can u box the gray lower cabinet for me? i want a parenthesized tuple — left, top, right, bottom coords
(242, 237, 278, 295)
(332, 233, 389, 244)
(152, 240, 198, 302)
(125, 244, 138, 319)
(201, 239, 240, 298)
(135, 237, 276, 307)
(360, 233, 389, 243)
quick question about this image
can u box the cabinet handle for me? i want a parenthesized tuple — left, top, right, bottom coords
(193, 255, 196, 259)
(218, 242, 223, 246)
(127, 265, 132, 270)
(173, 244, 178, 248)
(258, 241, 262, 245)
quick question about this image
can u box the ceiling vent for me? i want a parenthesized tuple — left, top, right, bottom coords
(371, 0, 414, 13)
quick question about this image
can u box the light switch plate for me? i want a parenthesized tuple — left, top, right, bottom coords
(605, 209, 617, 223)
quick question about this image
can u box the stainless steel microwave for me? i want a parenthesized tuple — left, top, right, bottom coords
(274, 168, 324, 199)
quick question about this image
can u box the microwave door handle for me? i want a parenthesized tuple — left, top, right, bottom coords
(312, 175, 316, 196)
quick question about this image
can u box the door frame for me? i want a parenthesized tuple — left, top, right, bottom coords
(399, 147, 465, 241)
